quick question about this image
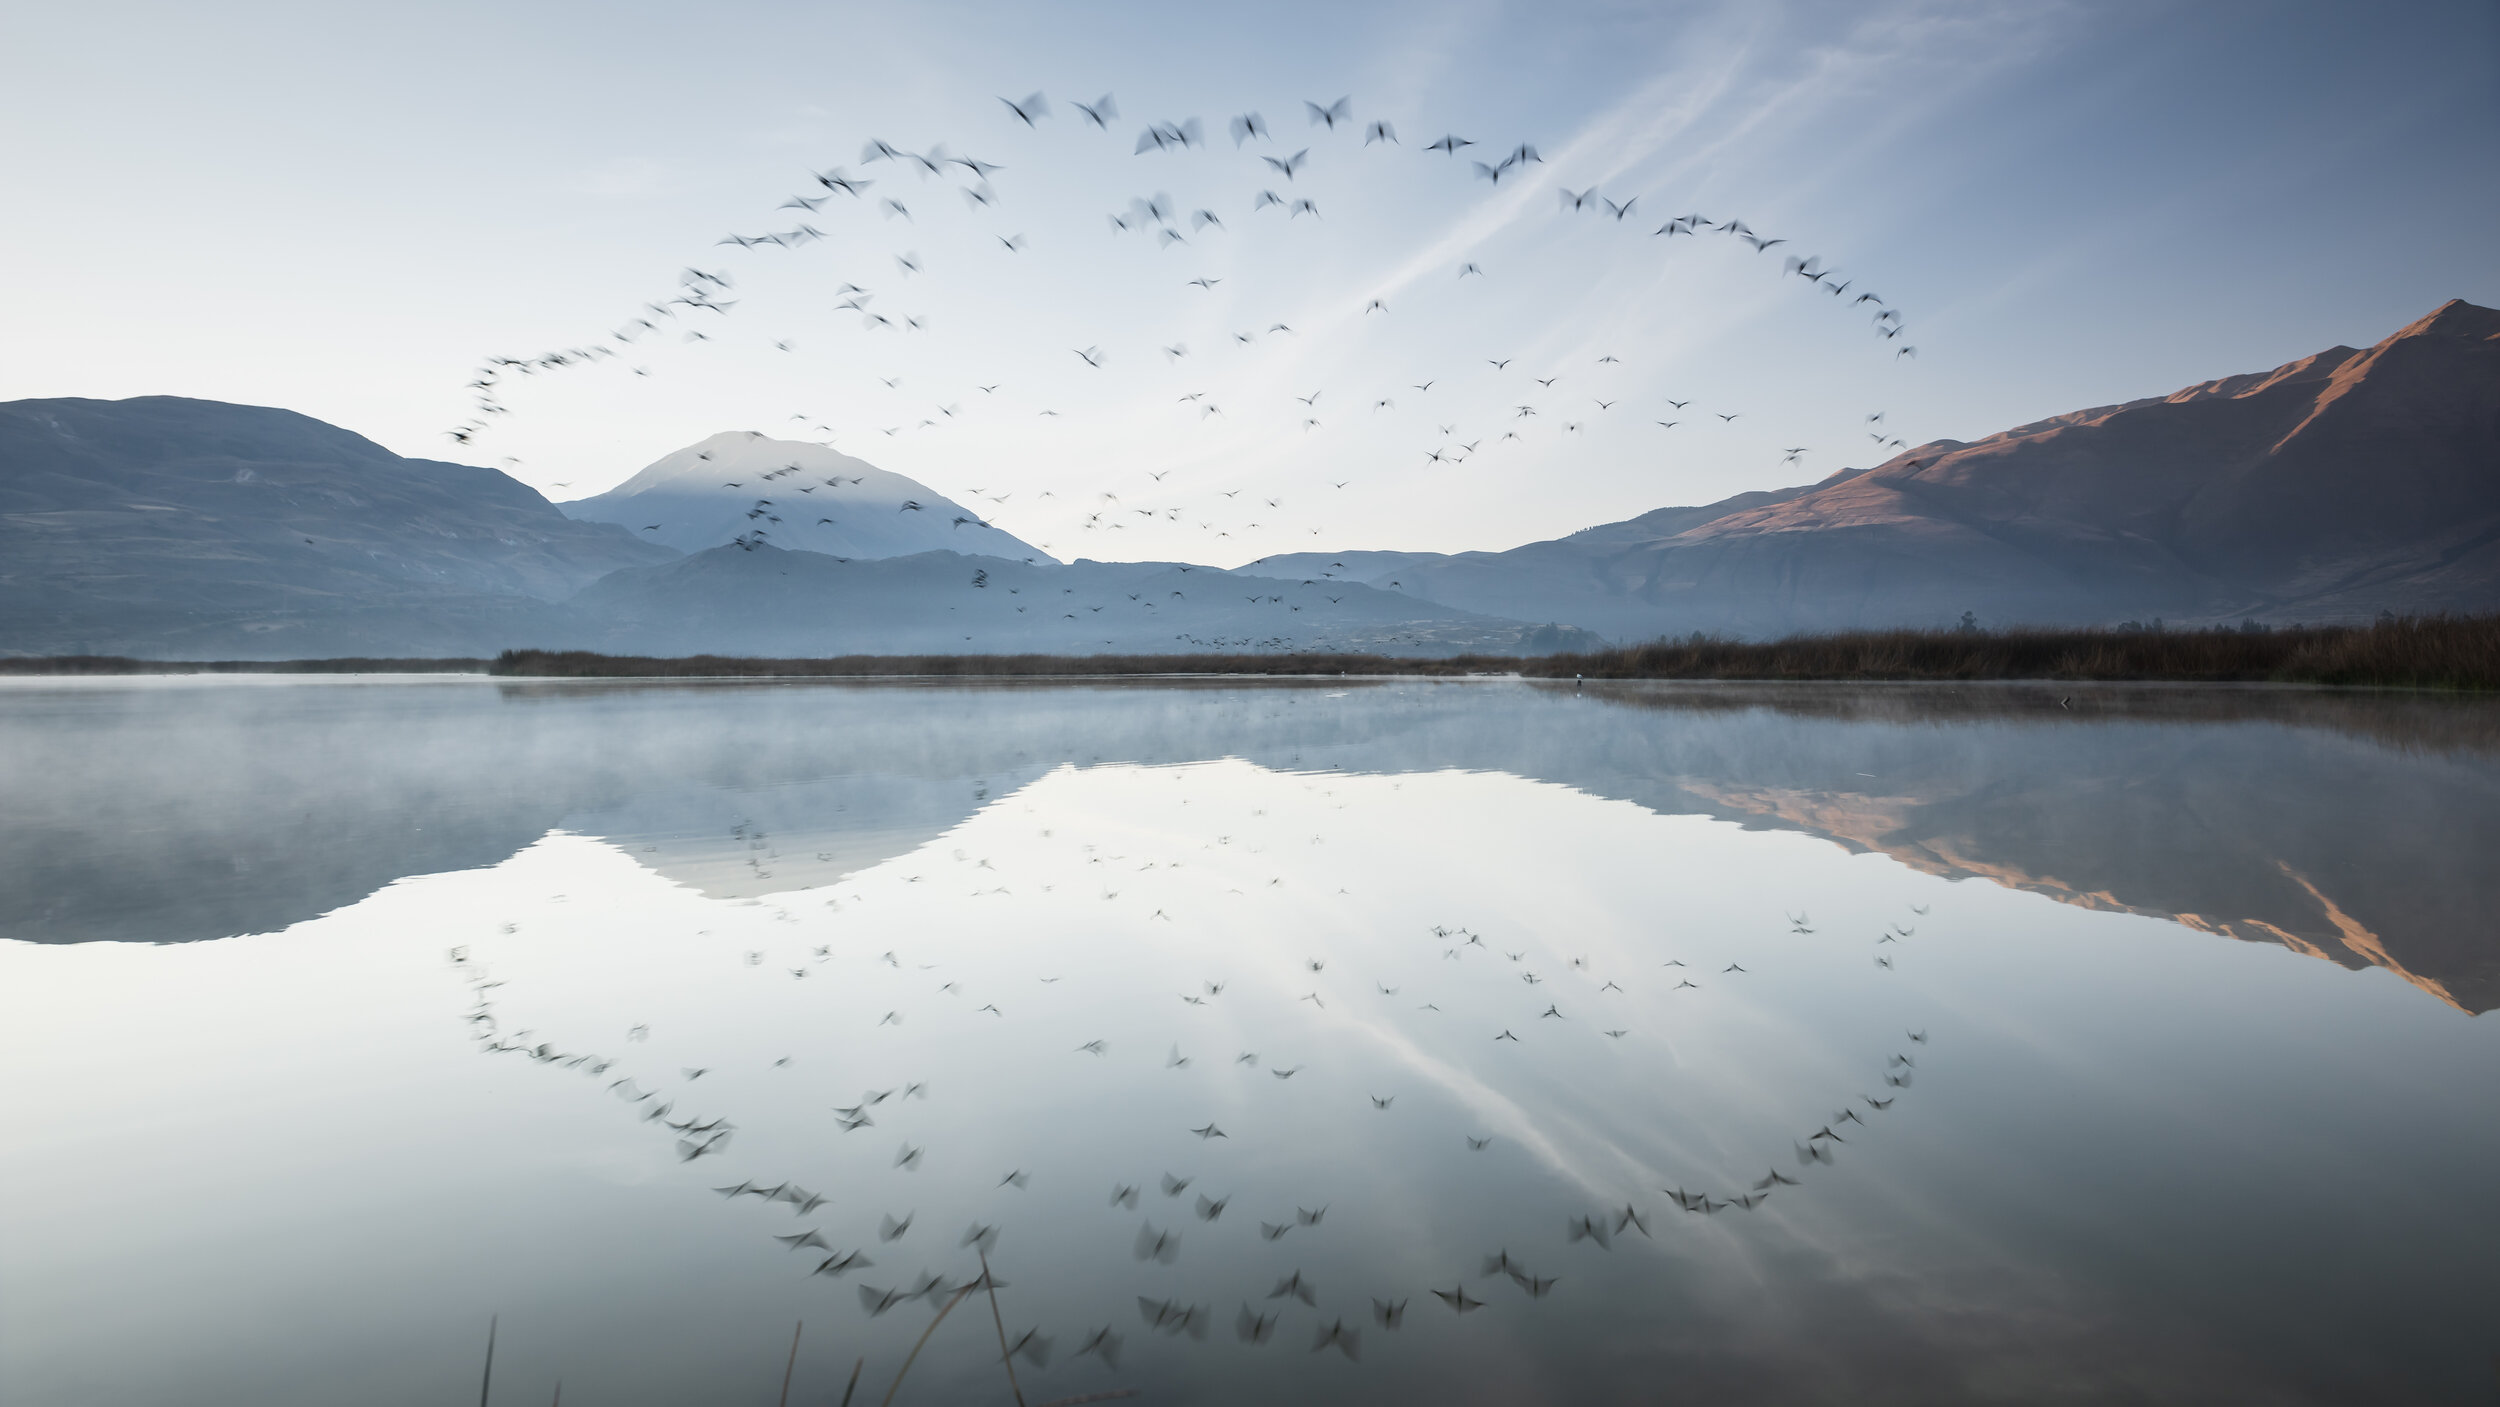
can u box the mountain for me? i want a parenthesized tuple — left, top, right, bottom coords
(563, 432, 1046, 562)
(0, 396, 673, 657)
(11, 300, 2487, 658)
(1243, 474, 1864, 639)
(0, 400, 1583, 659)
(556, 542, 1594, 657)
(1256, 299, 2500, 639)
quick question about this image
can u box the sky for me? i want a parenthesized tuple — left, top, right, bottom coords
(3, 0, 2493, 564)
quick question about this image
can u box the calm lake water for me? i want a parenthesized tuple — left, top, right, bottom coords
(3, 676, 2495, 1406)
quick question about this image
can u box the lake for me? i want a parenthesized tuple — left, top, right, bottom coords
(2, 676, 2495, 1406)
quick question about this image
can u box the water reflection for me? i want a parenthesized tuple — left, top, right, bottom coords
(1, 678, 2495, 1406)
(4, 678, 2494, 1011)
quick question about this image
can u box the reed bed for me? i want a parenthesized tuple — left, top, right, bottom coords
(484, 616, 2500, 687)
(482, 648, 1499, 678)
(4, 615, 2494, 688)
(1538, 615, 2500, 689)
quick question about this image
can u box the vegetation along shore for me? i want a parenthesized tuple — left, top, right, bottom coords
(4, 615, 2494, 689)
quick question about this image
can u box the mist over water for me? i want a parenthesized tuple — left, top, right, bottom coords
(3, 677, 2495, 1406)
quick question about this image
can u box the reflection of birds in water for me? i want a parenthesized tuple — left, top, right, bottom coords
(1134, 1222, 1179, 1264)
(1433, 1283, 1485, 1313)
(1269, 1270, 1316, 1304)
(1313, 1317, 1362, 1359)
(1076, 1325, 1124, 1367)
(442, 789, 1944, 1379)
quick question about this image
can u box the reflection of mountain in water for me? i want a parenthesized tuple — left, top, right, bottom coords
(568, 771, 1055, 900)
(1558, 684, 2499, 1014)
(3, 679, 2489, 1012)
(1679, 781, 2471, 1009)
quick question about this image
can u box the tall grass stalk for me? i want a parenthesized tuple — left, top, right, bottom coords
(978, 1252, 1027, 1407)
(878, 1283, 980, 1407)
(778, 1320, 802, 1407)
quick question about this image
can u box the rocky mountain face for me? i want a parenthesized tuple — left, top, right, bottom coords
(0, 397, 673, 656)
(1256, 300, 2500, 639)
(562, 432, 1045, 563)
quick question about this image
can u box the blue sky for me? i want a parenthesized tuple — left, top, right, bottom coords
(3, 0, 2492, 562)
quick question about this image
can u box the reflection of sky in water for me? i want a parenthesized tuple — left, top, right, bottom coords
(3, 680, 2496, 1406)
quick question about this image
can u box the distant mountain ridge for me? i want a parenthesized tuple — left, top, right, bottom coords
(0, 401, 1580, 658)
(564, 543, 1583, 657)
(4, 299, 2489, 657)
(563, 431, 1045, 563)
(1254, 299, 2500, 638)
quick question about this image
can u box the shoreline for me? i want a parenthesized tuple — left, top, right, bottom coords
(2, 615, 2493, 689)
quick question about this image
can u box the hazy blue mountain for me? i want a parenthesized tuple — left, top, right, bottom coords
(0, 396, 674, 657)
(9, 301, 2489, 659)
(1256, 300, 2500, 640)
(554, 542, 1594, 657)
(1241, 474, 1862, 640)
(0, 398, 1586, 659)
(562, 432, 1046, 562)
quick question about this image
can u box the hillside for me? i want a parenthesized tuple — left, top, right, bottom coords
(0, 396, 672, 656)
(1257, 300, 2500, 639)
(1243, 474, 1860, 638)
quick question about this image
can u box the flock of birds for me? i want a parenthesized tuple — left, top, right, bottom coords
(447, 85, 1922, 565)
(442, 771, 1943, 1391)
